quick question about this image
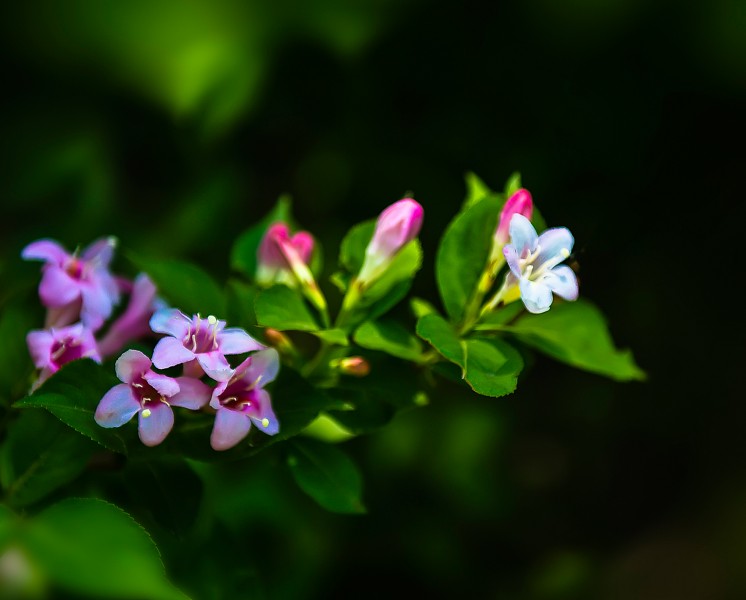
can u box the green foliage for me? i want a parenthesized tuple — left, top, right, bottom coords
(15, 360, 127, 454)
(500, 299, 646, 381)
(225, 279, 259, 329)
(131, 255, 225, 317)
(504, 171, 522, 196)
(287, 439, 366, 514)
(327, 389, 396, 435)
(436, 196, 501, 322)
(0, 306, 35, 401)
(231, 195, 292, 279)
(22, 498, 189, 599)
(353, 319, 425, 362)
(255, 285, 319, 331)
(463, 171, 493, 208)
(0, 411, 96, 507)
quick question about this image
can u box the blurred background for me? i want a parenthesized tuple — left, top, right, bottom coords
(0, 0, 744, 598)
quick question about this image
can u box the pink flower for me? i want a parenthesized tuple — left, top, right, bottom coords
(94, 349, 211, 447)
(150, 309, 264, 382)
(22, 237, 120, 331)
(494, 189, 533, 246)
(27, 323, 101, 390)
(256, 223, 314, 288)
(209, 349, 280, 451)
(358, 198, 424, 284)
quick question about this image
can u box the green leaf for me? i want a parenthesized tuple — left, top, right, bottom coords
(474, 301, 525, 331)
(436, 196, 501, 322)
(464, 171, 492, 208)
(131, 255, 225, 317)
(231, 195, 292, 279)
(416, 314, 523, 397)
(504, 171, 522, 196)
(123, 459, 203, 536)
(0, 503, 17, 548)
(501, 299, 645, 381)
(327, 389, 396, 434)
(410, 296, 438, 319)
(0, 411, 96, 507)
(287, 439, 366, 514)
(254, 285, 319, 331)
(15, 359, 127, 454)
(225, 279, 259, 329)
(23, 498, 189, 600)
(312, 329, 349, 346)
(353, 319, 424, 362)
(339, 220, 374, 274)
(0, 306, 35, 400)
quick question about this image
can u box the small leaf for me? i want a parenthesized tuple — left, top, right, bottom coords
(464, 171, 492, 208)
(23, 498, 189, 600)
(354, 319, 424, 362)
(474, 302, 525, 331)
(312, 329, 349, 346)
(416, 313, 465, 369)
(410, 296, 438, 319)
(255, 285, 319, 331)
(130, 255, 225, 317)
(15, 360, 126, 454)
(501, 299, 645, 381)
(504, 171, 522, 196)
(231, 195, 292, 278)
(339, 220, 374, 274)
(436, 196, 501, 322)
(0, 410, 96, 507)
(287, 439, 366, 514)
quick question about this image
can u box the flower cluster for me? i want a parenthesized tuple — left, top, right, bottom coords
(95, 309, 280, 450)
(23, 238, 162, 390)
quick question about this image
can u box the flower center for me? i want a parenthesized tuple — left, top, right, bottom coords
(50, 336, 87, 367)
(183, 315, 220, 354)
(519, 245, 570, 280)
(130, 376, 167, 413)
(218, 377, 262, 414)
(64, 258, 85, 280)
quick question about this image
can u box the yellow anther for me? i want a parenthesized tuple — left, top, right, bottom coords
(560, 248, 570, 258)
(261, 418, 270, 428)
(207, 315, 218, 325)
(142, 408, 152, 418)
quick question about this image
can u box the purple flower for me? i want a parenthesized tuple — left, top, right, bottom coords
(495, 189, 533, 246)
(22, 237, 120, 331)
(94, 349, 211, 447)
(150, 309, 264, 382)
(358, 198, 424, 284)
(97, 274, 165, 358)
(209, 348, 280, 451)
(27, 323, 101, 390)
(503, 214, 578, 314)
(256, 222, 315, 288)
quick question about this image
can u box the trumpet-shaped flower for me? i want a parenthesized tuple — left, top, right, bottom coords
(209, 348, 280, 451)
(358, 198, 423, 284)
(22, 237, 120, 331)
(94, 350, 211, 446)
(256, 223, 315, 287)
(150, 309, 264, 382)
(503, 214, 578, 314)
(27, 323, 101, 389)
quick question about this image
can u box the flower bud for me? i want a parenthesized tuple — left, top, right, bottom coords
(336, 356, 370, 377)
(494, 189, 533, 246)
(263, 328, 295, 355)
(358, 198, 424, 284)
(256, 223, 315, 287)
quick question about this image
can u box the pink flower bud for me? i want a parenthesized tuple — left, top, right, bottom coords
(495, 189, 533, 245)
(337, 356, 370, 377)
(358, 198, 424, 284)
(257, 223, 314, 286)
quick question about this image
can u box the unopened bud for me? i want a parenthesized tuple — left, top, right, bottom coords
(337, 356, 370, 377)
(494, 189, 533, 246)
(264, 328, 294, 354)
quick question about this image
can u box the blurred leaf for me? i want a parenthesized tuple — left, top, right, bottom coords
(225, 279, 259, 329)
(231, 196, 292, 279)
(312, 329, 349, 345)
(436, 196, 501, 322)
(131, 255, 225, 317)
(463, 171, 492, 208)
(353, 319, 424, 362)
(123, 459, 203, 537)
(302, 413, 356, 444)
(327, 389, 396, 434)
(23, 498, 189, 600)
(287, 439, 366, 514)
(15, 359, 126, 454)
(0, 504, 15, 547)
(501, 299, 646, 381)
(410, 296, 438, 319)
(0, 411, 95, 507)
(474, 301, 525, 330)
(255, 285, 319, 331)
(0, 305, 35, 401)
(338, 220, 373, 274)
(417, 314, 523, 396)
(504, 171, 522, 196)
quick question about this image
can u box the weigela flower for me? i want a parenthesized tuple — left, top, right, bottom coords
(150, 309, 264, 382)
(494, 189, 534, 247)
(22, 237, 120, 331)
(358, 198, 423, 284)
(27, 323, 101, 390)
(256, 223, 314, 288)
(97, 273, 164, 358)
(209, 348, 280, 451)
(503, 214, 578, 314)
(94, 349, 211, 447)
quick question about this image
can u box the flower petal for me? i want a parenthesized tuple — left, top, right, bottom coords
(22, 240, 69, 265)
(138, 402, 174, 447)
(210, 408, 252, 451)
(503, 244, 522, 278)
(95, 384, 140, 428)
(152, 337, 195, 369)
(39, 267, 81, 307)
(170, 377, 212, 410)
(248, 389, 279, 436)
(81, 237, 117, 267)
(519, 277, 554, 314)
(540, 265, 579, 301)
(196, 351, 233, 382)
(143, 371, 181, 398)
(217, 328, 265, 355)
(535, 227, 574, 269)
(115, 349, 151, 383)
(508, 214, 538, 255)
(81, 281, 116, 331)
(26, 330, 54, 369)
(242, 348, 280, 388)
(149, 308, 191, 338)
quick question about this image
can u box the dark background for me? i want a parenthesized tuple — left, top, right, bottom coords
(1, 0, 743, 598)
